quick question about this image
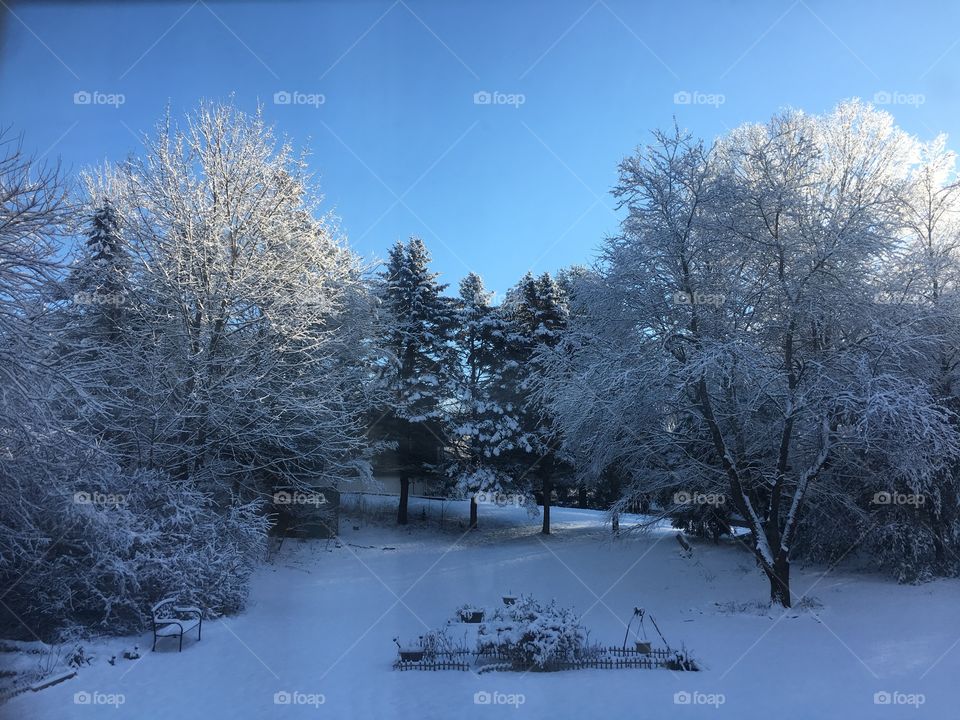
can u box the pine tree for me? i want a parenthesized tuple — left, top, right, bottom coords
(54, 199, 143, 464)
(447, 273, 522, 528)
(501, 272, 569, 534)
(68, 199, 130, 343)
(376, 237, 455, 524)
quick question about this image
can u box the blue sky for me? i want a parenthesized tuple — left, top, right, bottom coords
(2, 0, 960, 296)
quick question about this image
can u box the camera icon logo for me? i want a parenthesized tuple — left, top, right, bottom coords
(474, 690, 492, 705)
(273, 91, 292, 105)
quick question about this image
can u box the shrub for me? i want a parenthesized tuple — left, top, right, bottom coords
(477, 596, 590, 669)
(0, 436, 269, 641)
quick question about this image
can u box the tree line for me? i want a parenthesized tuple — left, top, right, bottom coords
(4, 99, 960, 641)
(0, 102, 573, 640)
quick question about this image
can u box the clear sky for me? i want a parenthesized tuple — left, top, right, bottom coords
(2, 0, 960, 296)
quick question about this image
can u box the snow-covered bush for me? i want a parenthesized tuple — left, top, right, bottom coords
(0, 436, 268, 641)
(477, 596, 590, 669)
(453, 604, 485, 623)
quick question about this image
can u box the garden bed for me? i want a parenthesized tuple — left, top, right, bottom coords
(393, 596, 698, 672)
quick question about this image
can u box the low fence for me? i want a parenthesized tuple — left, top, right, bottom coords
(393, 646, 680, 672)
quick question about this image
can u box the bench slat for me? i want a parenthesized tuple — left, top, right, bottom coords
(155, 619, 200, 637)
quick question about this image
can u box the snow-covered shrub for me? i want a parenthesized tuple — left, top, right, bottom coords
(870, 518, 942, 584)
(414, 627, 470, 661)
(453, 604, 485, 623)
(477, 596, 590, 669)
(0, 436, 268, 641)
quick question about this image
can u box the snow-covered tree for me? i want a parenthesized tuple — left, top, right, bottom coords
(537, 103, 960, 604)
(92, 101, 377, 499)
(52, 195, 145, 464)
(502, 272, 569, 534)
(795, 133, 960, 581)
(0, 130, 70, 437)
(375, 237, 455, 524)
(445, 273, 523, 528)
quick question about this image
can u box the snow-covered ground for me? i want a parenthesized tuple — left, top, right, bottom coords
(7, 497, 959, 719)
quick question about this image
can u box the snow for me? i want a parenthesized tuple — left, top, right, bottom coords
(7, 498, 960, 719)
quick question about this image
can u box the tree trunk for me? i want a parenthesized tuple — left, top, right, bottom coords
(612, 512, 619, 535)
(469, 496, 478, 529)
(397, 474, 409, 525)
(578, 485, 587, 508)
(767, 554, 791, 607)
(541, 476, 552, 535)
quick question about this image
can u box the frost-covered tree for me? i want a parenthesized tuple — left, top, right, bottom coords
(446, 273, 522, 528)
(375, 237, 455, 524)
(69, 199, 129, 332)
(502, 272, 569, 534)
(0, 130, 70, 436)
(95, 102, 377, 499)
(0, 129, 263, 639)
(797, 133, 960, 582)
(53, 196, 144, 463)
(538, 103, 960, 604)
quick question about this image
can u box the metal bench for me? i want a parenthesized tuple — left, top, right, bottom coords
(151, 597, 203, 652)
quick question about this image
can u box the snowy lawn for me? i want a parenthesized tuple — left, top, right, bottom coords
(8, 498, 960, 719)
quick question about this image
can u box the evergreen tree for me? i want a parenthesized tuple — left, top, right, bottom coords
(376, 237, 455, 524)
(67, 199, 130, 343)
(446, 273, 522, 528)
(54, 199, 142, 464)
(501, 272, 570, 534)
